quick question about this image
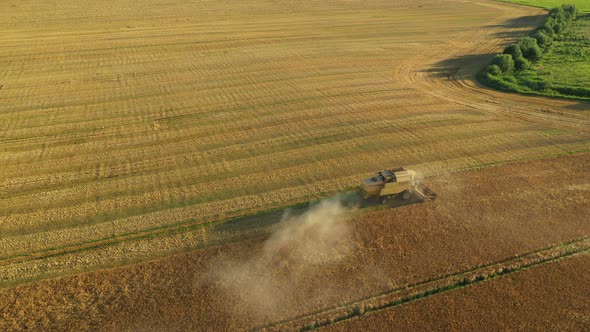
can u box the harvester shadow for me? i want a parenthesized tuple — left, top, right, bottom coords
(213, 193, 427, 237)
(360, 193, 427, 209)
(213, 203, 309, 234)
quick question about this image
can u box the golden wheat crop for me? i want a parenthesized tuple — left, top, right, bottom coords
(1, 0, 588, 286)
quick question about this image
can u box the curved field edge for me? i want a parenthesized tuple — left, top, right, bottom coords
(261, 238, 590, 331)
(478, 9, 590, 101)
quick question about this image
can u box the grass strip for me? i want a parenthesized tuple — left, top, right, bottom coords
(479, 5, 590, 100)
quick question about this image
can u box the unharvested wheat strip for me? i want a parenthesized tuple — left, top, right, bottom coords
(0, 102, 462, 182)
(0, 109, 488, 186)
(0, 124, 580, 210)
(1, 132, 582, 257)
(1, 120, 542, 214)
(1, 162, 587, 288)
(0, 88, 444, 156)
(2, 133, 537, 226)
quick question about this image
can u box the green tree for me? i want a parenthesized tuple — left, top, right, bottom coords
(518, 37, 542, 62)
(549, 7, 567, 21)
(503, 44, 522, 59)
(541, 20, 555, 36)
(491, 54, 514, 73)
(562, 4, 578, 20)
(487, 64, 502, 76)
(514, 56, 531, 71)
(533, 31, 552, 48)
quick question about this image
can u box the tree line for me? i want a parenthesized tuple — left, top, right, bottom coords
(479, 4, 584, 96)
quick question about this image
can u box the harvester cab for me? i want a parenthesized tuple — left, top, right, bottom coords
(359, 166, 436, 204)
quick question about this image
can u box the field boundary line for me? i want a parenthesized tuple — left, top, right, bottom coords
(256, 236, 590, 331)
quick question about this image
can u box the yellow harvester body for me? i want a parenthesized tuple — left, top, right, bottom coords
(360, 166, 416, 201)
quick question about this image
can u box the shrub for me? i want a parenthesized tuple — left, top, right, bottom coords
(491, 54, 514, 73)
(562, 4, 578, 20)
(549, 7, 567, 22)
(514, 56, 531, 71)
(521, 78, 549, 91)
(487, 64, 502, 76)
(546, 15, 565, 34)
(479, 72, 519, 92)
(539, 5, 577, 40)
(553, 20, 565, 34)
(553, 85, 590, 98)
(518, 37, 542, 62)
(503, 75, 517, 84)
(533, 31, 552, 48)
(503, 44, 522, 59)
(541, 19, 555, 36)
(526, 45, 543, 62)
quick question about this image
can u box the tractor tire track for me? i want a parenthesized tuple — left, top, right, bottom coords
(258, 236, 590, 331)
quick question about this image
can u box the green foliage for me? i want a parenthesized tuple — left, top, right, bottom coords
(550, 7, 568, 21)
(514, 56, 531, 71)
(503, 44, 523, 59)
(520, 77, 549, 91)
(494, 1, 589, 14)
(518, 37, 543, 61)
(544, 17, 557, 34)
(533, 30, 553, 48)
(539, 23, 555, 36)
(491, 54, 515, 73)
(553, 84, 590, 97)
(562, 4, 579, 19)
(479, 5, 589, 100)
(478, 72, 519, 92)
(487, 64, 502, 76)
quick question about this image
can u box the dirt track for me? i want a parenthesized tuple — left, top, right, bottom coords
(1, 153, 588, 331)
(326, 253, 590, 331)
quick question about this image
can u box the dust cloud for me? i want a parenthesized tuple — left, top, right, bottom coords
(204, 196, 356, 318)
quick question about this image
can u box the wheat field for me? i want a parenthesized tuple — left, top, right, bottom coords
(1, 0, 589, 286)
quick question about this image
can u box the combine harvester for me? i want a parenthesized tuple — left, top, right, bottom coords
(357, 166, 437, 205)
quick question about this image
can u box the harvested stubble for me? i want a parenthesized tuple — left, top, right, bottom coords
(326, 253, 590, 331)
(0, 153, 588, 330)
(1, 0, 589, 286)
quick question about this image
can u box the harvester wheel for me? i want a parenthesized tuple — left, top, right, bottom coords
(380, 196, 390, 204)
(401, 190, 411, 200)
